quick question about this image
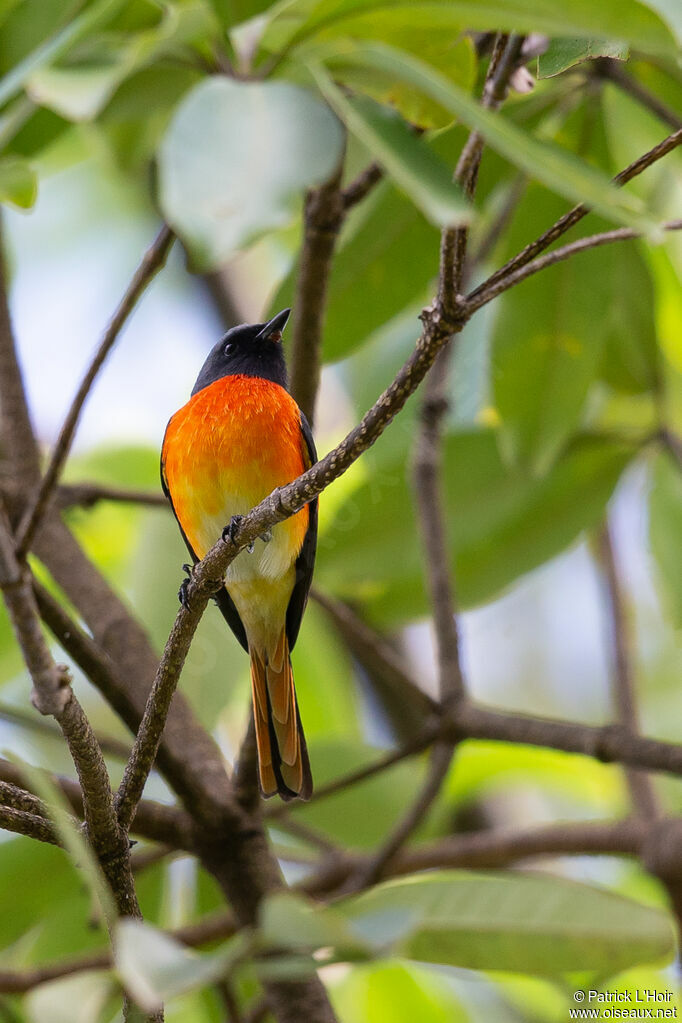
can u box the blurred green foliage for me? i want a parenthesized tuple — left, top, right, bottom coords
(0, 0, 681, 1020)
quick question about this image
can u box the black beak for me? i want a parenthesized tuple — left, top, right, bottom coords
(256, 308, 291, 341)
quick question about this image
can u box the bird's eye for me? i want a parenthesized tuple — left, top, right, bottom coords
(224, 342, 233, 355)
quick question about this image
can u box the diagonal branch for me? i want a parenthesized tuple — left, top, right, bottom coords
(596, 58, 682, 132)
(0, 755, 194, 850)
(465, 219, 682, 314)
(356, 33, 527, 892)
(467, 127, 682, 307)
(15, 224, 174, 559)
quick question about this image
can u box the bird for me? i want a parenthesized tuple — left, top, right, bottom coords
(160, 308, 317, 801)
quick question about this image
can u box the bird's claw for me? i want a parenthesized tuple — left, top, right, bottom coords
(222, 515, 244, 545)
(222, 515, 256, 553)
(178, 563, 195, 609)
(259, 529, 272, 544)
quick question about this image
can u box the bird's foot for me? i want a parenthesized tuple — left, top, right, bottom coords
(222, 515, 255, 553)
(178, 562, 195, 609)
(222, 515, 243, 545)
(259, 528, 272, 544)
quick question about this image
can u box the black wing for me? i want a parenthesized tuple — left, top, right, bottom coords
(160, 448, 248, 652)
(285, 411, 318, 651)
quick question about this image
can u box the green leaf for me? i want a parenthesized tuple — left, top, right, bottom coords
(599, 242, 659, 394)
(114, 919, 246, 1012)
(16, 759, 117, 932)
(491, 240, 609, 473)
(26, 1, 219, 122)
(0, 838, 107, 964)
(312, 69, 472, 228)
(261, 892, 364, 955)
(332, 960, 470, 1023)
(271, 180, 438, 363)
(317, 430, 635, 623)
(27, 62, 127, 122)
(323, 42, 657, 233)
(257, 0, 676, 61)
(649, 449, 682, 627)
(339, 871, 675, 973)
(285, 13, 476, 128)
(0, 155, 36, 208)
(0, 0, 126, 109)
(158, 77, 345, 269)
(538, 38, 630, 78)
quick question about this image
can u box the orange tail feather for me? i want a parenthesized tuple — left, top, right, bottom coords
(249, 633, 312, 801)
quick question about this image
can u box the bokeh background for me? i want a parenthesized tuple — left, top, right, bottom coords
(1, 1, 682, 1020)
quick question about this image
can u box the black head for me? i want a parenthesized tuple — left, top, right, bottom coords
(191, 308, 290, 396)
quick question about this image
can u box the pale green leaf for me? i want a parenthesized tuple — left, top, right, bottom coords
(0, 0, 126, 108)
(158, 77, 345, 269)
(0, 155, 36, 208)
(340, 871, 675, 973)
(114, 919, 245, 1012)
(332, 960, 470, 1023)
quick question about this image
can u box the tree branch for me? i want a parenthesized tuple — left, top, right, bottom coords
(465, 220, 682, 314)
(0, 803, 57, 844)
(15, 224, 174, 559)
(0, 700, 133, 760)
(288, 169, 345, 424)
(341, 161, 383, 210)
(361, 33, 528, 892)
(595, 522, 659, 820)
(55, 482, 167, 510)
(0, 756, 194, 850)
(466, 127, 682, 308)
(312, 588, 437, 739)
(0, 908, 237, 994)
(303, 818, 647, 896)
(596, 58, 682, 132)
(0, 216, 41, 487)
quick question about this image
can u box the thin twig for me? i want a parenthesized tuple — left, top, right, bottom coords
(0, 700, 133, 760)
(358, 33, 526, 891)
(439, 32, 516, 311)
(302, 818, 648, 896)
(15, 224, 174, 558)
(0, 908, 236, 994)
(0, 755, 194, 850)
(0, 803, 57, 844)
(465, 219, 682, 314)
(595, 522, 659, 821)
(596, 58, 682, 132)
(341, 161, 383, 209)
(56, 482, 167, 510)
(467, 127, 682, 307)
(312, 588, 437, 738)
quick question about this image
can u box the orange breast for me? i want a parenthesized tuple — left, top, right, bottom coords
(162, 375, 309, 563)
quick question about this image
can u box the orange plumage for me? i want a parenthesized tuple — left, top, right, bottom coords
(162, 365, 315, 800)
